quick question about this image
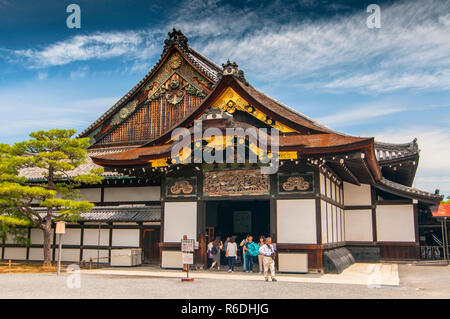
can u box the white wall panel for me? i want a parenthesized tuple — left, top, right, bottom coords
(343, 182, 371, 206)
(112, 229, 139, 247)
(161, 250, 182, 269)
(78, 188, 101, 202)
(61, 228, 81, 245)
(278, 253, 308, 273)
(333, 206, 338, 243)
(59, 249, 80, 262)
(164, 202, 197, 242)
(321, 200, 328, 244)
(326, 178, 331, 198)
(277, 199, 316, 244)
(344, 209, 373, 242)
(376, 205, 415, 242)
(28, 248, 44, 261)
(30, 228, 53, 245)
(320, 173, 326, 195)
(104, 186, 160, 202)
(4, 247, 26, 260)
(84, 228, 110, 246)
(327, 203, 333, 243)
(82, 249, 109, 263)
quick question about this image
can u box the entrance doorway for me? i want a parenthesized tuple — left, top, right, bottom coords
(142, 228, 160, 263)
(205, 200, 270, 244)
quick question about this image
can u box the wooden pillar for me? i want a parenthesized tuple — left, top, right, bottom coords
(108, 222, 113, 264)
(52, 223, 56, 262)
(79, 222, 85, 262)
(25, 227, 31, 261)
(371, 186, 378, 243)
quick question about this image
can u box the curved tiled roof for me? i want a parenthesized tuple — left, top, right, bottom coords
(376, 177, 442, 204)
(19, 147, 132, 180)
(34, 205, 161, 222)
(375, 139, 419, 163)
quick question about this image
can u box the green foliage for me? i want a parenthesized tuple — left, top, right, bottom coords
(0, 129, 103, 230)
(441, 195, 450, 204)
(0, 223, 30, 247)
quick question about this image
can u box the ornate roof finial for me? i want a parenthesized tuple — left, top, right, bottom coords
(221, 60, 249, 86)
(163, 28, 188, 52)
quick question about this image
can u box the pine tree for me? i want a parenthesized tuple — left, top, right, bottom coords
(0, 129, 103, 266)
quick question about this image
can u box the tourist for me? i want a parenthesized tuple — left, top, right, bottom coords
(257, 236, 265, 274)
(222, 236, 231, 267)
(226, 237, 237, 272)
(259, 237, 277, 282)
(209, 236, 223, 271)
(240, 236, 249, 272)
(243, 235, 259, 273)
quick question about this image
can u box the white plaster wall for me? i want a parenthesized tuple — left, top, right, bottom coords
(30, 228, 55, 245)
(278, 253, 308, 273)
(84, 228, 110, 246)
(77, 188, 101, 202)
(161, 250, 182, 269)
(321, 200, 328, 244)
(61, 228, 81, 245)
(104, 186, 160, 202)
(4, 247, 27, 260)
(320, 173, 326, 195)
(326, 178, 331, 198)
(59, 249, 80, 262)
(164, 202, 197, 242)
(343, 182, 372, 206)
(344, 209, 373, 242)
(332, 206, 338, 243)
(112, 229, 139, 247)
(277, 199, 316, 244)
(376, 205, 415, 242)
(331, 182, 336, 201)
(28, 248, 44, 261)
(327, 203, 333, 243)
(82, 249, 109, 263)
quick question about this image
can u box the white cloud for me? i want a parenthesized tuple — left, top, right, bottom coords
(4, 0, 449, 93)
(177, 0, 450, 93)
(12, 30, 162, 69)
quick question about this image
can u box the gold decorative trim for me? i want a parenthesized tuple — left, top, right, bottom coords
(211, 87, 298, 133)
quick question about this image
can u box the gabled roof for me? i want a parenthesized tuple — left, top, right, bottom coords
(91, 71, 380, 180)
(375, 139, 419, 163)
(78, 29, 221, 142)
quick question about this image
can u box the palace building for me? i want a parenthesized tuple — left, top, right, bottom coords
(1, 29, 443, 273)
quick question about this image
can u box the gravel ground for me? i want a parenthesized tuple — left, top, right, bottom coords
(0, 264, 448, 299)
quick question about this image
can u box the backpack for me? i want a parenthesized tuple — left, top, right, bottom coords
(211, 246, 218, 255)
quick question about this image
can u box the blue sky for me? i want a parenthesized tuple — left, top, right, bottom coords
(0, 0, 449, 196)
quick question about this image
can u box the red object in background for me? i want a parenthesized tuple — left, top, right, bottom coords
(432, 204, 450, 217)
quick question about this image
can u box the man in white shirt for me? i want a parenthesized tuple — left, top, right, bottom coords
(258, 237, 277, 282)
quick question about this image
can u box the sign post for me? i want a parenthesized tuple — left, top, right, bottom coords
(55, 221, 66, 275)
(181, 235, 195, 282)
